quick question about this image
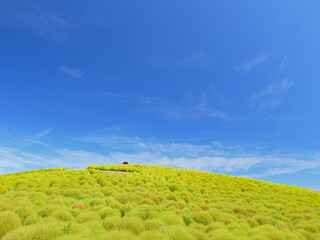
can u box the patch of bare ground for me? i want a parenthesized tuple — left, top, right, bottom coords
(67, 168, 87, 171)
(67, 168, 130, 174)
(103, 171, 130, 174)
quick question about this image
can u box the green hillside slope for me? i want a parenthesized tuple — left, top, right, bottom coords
(0, 164, 319, 239)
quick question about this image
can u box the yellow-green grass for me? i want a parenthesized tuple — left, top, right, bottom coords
(0, 164, 319, 239)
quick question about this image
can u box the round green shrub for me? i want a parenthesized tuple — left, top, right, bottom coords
(210, 228, 238, 240)
(24, 214, 41, 225)
(2, 219, 62, 240)
(34, 199, 46, 207)
(144, 219, 166, 231)
(100, 206, 121, 219)
(188, 228, 208, 240)
(253, 214, 273, 225)
(38, 204, 56, 218)
(105, 230, 137, 240)
(190, 211, 213, 225)
(161, 213, 185, 226)
(119, 216, 144, 235)
(140, 230, 170, 240)
(0, 211, 21, 238)
(76, 212, 100, 224)
(102, 216, 122, 230)
(51, 210, 74, 222)
(167, 226, 196, 240)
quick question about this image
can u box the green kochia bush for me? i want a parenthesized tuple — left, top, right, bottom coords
(102, 216, 122, 230)
(161, 213, 185, 226)
(104, 230, 137, 240)
(144, 218, 166, 231)
(119, 216, 144, 235)
(190, 211, 213, 225)
(2, 218, 63, 240)
(0, 211, 21, 238)
(167, 226, 196, 240)
(38, 204, 56, 218)
(76, 212, 100, 224)
(51, 210, 74, 222)
(140, 230, 169, 240)
(100, 206, 121, 219)
(15, 206, 34, 224)
(0, 164, 320, 239)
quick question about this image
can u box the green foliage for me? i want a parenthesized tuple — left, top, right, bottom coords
(51, 210, 74, 222)
(167, 226, 196, 240)
(140, 230, 169, 240)
(2, 218, 63, 240)
(188, 228, 208, 240)
(144, 218, 166, 231)
(76, 212, 100, 224)
(190, 211, 213, 225)
(161, 213, 185, 226)
(0, 164, 320, 239)
(105, 230, 137, 240)
(15, 206, 34, 224)
(119, 216, 144, 235)
(0, 211, 21, 238)
(88, 164, 141, 172)
(100, 206, 121, 219)
(38, 204, 56, 218)
(210, 228, 239, 240)
(102, 216, 122, 230)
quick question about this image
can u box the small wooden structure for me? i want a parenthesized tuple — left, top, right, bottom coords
(123, 162, 128, 164)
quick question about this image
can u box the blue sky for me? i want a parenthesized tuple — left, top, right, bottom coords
(0, 0, 320, 190)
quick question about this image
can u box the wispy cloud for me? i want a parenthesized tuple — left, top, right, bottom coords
(78, 135, 216, 156)
(0, 146, 44, 174)
(1, 130, 320, 181)
(137, 95, 227, 120)
(150, 51, 209, 67)
(0, 146, 112, 174)
(0, 127, 53, 147)
(249, 78, 294, 112)
(243, 161, 320, 178)
(235, 50, 271, 72)
(0, 0, 73, 40)
(277, 55, 288, 72)
(21, 128, 53, 146)
(60, 65, 87, 81)
(77, 134, 320, 177)
(104, 91, 227, 120)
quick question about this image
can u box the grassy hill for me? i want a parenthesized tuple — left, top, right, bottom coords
(0, 164, 320, 239)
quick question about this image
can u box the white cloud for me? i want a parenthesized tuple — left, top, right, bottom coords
(53, 149, 114, 168)
(1, 134, 320, 180)
(0, 146, 114, 174)
(1, 128, 319, 180)
(79, 135, 218, 156)
(249, 78, 294, 112)
(175, 51, 207, 65)
(0, 128, 53, 147)
(78, 134, 320, 177)
(0, 146, 44, 170)
(137, 95, 227, 120)
(235, 49, 274, 72)
(236, 55, 269, 72)
(22, 128, 53, 146)
(150, 51, 209, 66)
(277, 55, 288, 72)
(104, 91, 227, 120)
(0, 0, 73, 40)
(60, 65, 86, 81)
(242, 158, 320, 178)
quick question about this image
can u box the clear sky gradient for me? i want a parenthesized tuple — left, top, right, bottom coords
(0, 0, 319, 190)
